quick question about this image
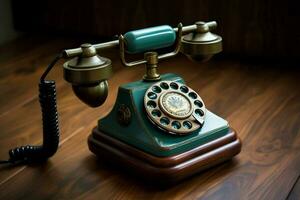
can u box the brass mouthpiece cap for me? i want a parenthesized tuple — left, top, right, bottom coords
(181, 21, 222, 62)
(63, 44, 112, 107)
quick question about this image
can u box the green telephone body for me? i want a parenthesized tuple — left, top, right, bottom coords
(89, 73, 241, 183)
(96, 73, 229, 156)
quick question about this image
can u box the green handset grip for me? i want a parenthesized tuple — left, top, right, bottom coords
(124, 25, 176, 54)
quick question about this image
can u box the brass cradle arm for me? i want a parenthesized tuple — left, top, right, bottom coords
(62, 21, 216, 58)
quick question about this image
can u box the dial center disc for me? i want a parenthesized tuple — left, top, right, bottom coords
(160, 92, 192, 119)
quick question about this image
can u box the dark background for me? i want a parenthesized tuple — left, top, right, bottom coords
(11, 0, 299, 61)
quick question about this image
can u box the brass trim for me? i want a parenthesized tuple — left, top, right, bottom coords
(143, 52, 161, 81)
(63, 40, 119, 58)
(181, 37, 222, 56)
(63, 59, 112, 84)
(63, 44, 113, 84)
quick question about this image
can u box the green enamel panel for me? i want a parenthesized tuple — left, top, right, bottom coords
(124, 25, 176, 54)
(98, 73, 229, 157)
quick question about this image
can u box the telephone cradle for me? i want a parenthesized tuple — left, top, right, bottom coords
(88, 73, 241, 184)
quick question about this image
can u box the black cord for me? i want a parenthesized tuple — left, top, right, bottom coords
(40, 53, 63, 81)
(1, 53, 63, 165)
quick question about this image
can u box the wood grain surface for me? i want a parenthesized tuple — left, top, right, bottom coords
(0, 36, 300, 200)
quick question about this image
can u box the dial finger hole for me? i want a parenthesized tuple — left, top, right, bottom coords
(188, 92, 197, 99)
(147, 100, 157, 108)
(183, 121, 192, 129)
(171, 121, 181, 129)
(194, 100, 203, 108)
(195, 109, 204, 117)
(152, 86, 162, 93)
(147, 92, 157, 99)
(151, 109, 161, 117)
(180, 86, 189, 93)
(160, 117, 170, 126)
(160, 82, 169, 90)
(170, 82, 179, 90)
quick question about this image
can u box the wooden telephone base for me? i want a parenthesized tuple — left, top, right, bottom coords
(88, 127, 241, 184)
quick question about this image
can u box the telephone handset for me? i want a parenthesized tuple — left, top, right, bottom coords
(144, 80, 205, 135)
(1, 21, 241, 184)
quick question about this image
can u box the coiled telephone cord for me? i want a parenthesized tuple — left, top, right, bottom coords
(0, 53, 62, 164)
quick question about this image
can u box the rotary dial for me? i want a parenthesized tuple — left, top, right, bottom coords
(144, 80, 206, 135)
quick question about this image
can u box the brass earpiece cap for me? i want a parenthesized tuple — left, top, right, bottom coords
(181, 21, 222, 62)
(63, 43, 112, 85)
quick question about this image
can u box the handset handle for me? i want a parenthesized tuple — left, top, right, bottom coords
(119, 23, 183, 67)
(123, 25, 176, 54)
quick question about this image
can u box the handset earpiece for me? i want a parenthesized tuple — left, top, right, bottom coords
(180, 21, 222, 62)
(63, 43, 112, 107)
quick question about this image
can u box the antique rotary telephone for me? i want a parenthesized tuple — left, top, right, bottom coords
(1, 21, 241, 183)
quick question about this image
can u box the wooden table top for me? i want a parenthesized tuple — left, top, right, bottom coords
(0, 37, 299, 200)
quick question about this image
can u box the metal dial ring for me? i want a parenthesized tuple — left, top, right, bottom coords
(144, 80, 206, 135)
